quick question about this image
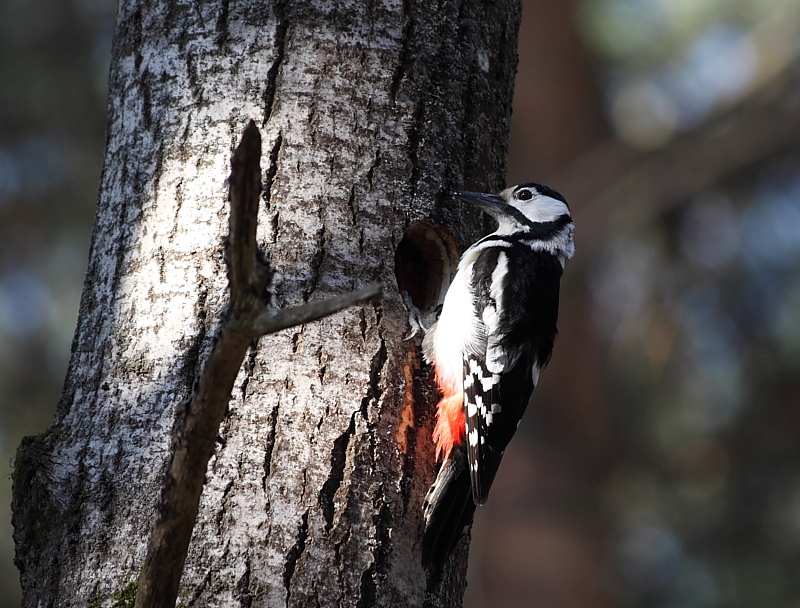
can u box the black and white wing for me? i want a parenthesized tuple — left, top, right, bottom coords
(464, 245, 562, 504)
(462, 352, 502, 504)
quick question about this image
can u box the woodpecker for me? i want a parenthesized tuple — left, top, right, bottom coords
(419, 183, 574, 566)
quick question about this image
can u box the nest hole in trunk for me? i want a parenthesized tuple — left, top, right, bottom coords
(394, 221, 459, 316)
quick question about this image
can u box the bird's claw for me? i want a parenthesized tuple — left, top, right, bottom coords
(401, 291, 427, 341)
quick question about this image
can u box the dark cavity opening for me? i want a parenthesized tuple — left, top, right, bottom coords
(394, 222, 459, 315)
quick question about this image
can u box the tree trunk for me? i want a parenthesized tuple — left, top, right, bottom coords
(12, 1, 521, 606)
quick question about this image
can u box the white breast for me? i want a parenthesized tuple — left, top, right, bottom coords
(431, 255, 483, 391)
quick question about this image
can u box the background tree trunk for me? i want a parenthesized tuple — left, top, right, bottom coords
(12, 0, 521, 606)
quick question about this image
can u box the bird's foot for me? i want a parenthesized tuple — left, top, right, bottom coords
(401, 291, 428, 341)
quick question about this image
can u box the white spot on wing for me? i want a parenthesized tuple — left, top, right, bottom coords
(531, 365, 541, 387)
(469, 358, 481, 375)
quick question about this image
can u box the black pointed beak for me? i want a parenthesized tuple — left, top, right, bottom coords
(452, 191, 506, 217)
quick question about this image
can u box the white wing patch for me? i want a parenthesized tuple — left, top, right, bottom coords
(480, 374, 497, 393)
(485, 252, 509, 374)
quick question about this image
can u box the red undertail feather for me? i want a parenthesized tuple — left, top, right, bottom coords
(432, 371, 465, 462)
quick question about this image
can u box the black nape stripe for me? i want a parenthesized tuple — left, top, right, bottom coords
(479, 214, 572, 245)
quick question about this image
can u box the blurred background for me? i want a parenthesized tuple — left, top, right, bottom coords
(0, 0, 117, 603)
(469, 0, 800, 607)
(1, 0, 799, 605)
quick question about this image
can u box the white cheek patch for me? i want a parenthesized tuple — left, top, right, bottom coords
(521, 195, 570, 224)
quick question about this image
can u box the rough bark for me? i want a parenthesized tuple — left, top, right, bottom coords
(12, 1, 521, 607)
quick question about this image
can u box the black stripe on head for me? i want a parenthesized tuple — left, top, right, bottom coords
(503, 205, 539, 229)
(515, 183, 568, 206)
(477, 213, 572, 245)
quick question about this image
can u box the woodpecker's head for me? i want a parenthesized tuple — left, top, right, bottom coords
(453, 183, 574, 260)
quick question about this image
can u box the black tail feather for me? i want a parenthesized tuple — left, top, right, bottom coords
(422, 445, 477, 567)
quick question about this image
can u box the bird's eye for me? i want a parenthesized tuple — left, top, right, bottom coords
(516, 189, 533, 201)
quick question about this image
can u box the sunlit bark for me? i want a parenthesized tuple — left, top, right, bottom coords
(12, 1, 521, 606)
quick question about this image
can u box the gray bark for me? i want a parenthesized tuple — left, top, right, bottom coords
(12, 1, 520, 606)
